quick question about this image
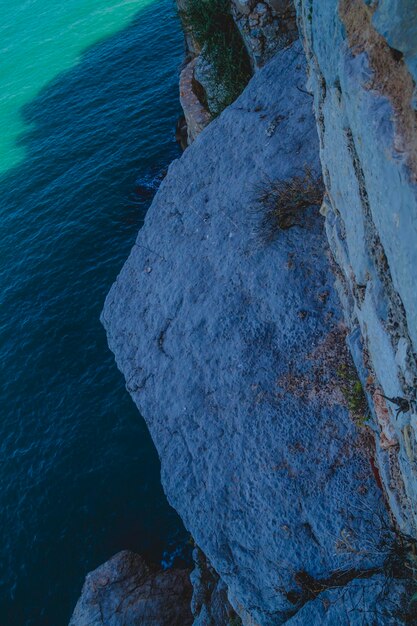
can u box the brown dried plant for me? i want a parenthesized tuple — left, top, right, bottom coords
(255, 169, 324, 243)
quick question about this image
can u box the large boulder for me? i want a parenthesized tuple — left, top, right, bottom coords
(69, 551, 192, 626)
(103, 42, 411, 624)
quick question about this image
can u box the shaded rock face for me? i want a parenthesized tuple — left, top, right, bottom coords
(194, 55, 230, 118)
(176, 0, 200, 58)
(371, 0, 417, 107)
(69, 551, 193, 626)
(296, 0, 417, 537)
(191, 547, 240, 625)
(102, 42, 412, 623)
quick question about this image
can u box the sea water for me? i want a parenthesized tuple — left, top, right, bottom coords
(0, 1, 187, 623)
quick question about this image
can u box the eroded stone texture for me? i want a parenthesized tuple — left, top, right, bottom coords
(296, 0, 417, 537)
(102, 42, 408, 624)
(232, 0, 298, 67)
(180, 58, 212, 144)
(69, 551, 192, 626)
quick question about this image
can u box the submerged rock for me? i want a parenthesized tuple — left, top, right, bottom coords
(103, 42, 412, 624)
(69, 551, 192, 626)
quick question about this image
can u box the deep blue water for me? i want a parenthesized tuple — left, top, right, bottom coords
(0, 3, 188, 624)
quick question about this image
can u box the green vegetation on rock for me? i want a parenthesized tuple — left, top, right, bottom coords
(179, 0, 252, 114)
(337, 363, 370, 427)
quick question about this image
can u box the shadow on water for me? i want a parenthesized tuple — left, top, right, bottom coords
(0, 2, 188, 624)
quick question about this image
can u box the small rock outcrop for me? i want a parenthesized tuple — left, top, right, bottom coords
(180, 58, 212, 144)
(232, 0, 298, 67)
(103, 41, 413, 624)
(69, 551, 193, 626)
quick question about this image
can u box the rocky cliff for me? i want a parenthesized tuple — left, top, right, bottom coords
(73, 1, 417, 624)
(296, 0, 417, 541)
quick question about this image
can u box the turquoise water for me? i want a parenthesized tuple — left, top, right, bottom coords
(0, 1, 187, 624)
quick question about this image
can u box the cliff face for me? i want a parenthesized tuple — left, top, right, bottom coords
(296, 0, 417, 538)
(75, 2, 417, 625)
(101, 36, 414, 625)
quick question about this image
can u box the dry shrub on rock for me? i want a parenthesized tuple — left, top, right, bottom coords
(255, 169, 324, 243)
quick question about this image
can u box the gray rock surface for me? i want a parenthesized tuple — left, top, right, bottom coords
(102, 41, 412, 624)
(285, 573, 413, 626)
(69, 551, 192, 626)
